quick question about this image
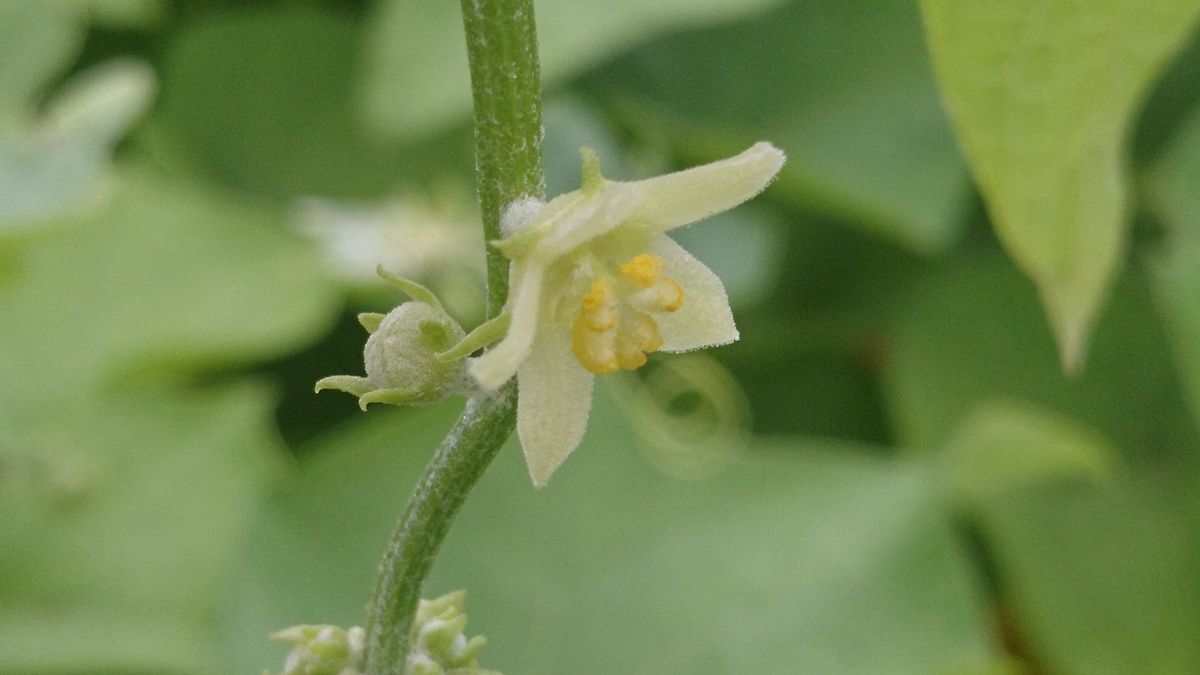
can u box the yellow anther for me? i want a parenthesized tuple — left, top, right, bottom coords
(577, 278, 617, 331)
(570, 259, 676, 374)
(571, 313, 618, 374)
(617, 254, 664, 288)
(580, 279, 611, 311)
(615, 310, 663, 370)
(627, 277, 685, 314)
(617, 349, 647, 370)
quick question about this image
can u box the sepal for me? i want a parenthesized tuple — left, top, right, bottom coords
(314, 375, 375, 397)
(358, 312, 386, 332)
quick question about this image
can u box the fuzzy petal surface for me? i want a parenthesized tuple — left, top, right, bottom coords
(470, 260, 545, 390)
(650, 235, 739, 352)
(629, 142, 785, 233)
(534, 184, 640, 259)
(517, 325, 595, 487)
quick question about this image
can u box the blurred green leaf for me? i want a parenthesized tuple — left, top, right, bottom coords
(587, 0, 969, 254)
(360, 0, 784, 142)
(0, 2, 81, 120)
(883, 251, 1199, 467)
(0, 59, 155, 228)
(215, 403, 464, 671)
(87, 0, 165, 29)
(157, 7, 441, 199)
(223, 389, 998, 674)
(920, 0, 1200, 370)
(43, 59, 153, 143)
(721, 318, 891, 442)
(1133, 31, 1200, 163)
(939, 399, 1119, 510)
(1147, 102, 1200, 428)
(1147, 235, 1200, 431)
(0, 4, 154, 230)
(976, 481, 1200, 674)
(0, 165, 339, 407)
(0, 384, 281, 674)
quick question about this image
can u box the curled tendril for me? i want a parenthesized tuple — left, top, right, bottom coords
(614, 353, 751, 481)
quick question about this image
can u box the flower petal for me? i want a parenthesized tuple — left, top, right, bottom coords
(469, 260, 545, 390)
(649, 235, 739, 352)
(628, 142, 785, 233)
(517, 324, 595, 487)
(535, 183, 640, 259)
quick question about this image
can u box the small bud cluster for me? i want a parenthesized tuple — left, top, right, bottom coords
(406, 590, 493, 675)
(268, 624, 364, 675)
(267, 591, 494, 675)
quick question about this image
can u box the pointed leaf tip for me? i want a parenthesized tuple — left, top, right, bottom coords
(1052, 311, 1089, 377)
(1037, 277, 1098, 376)
(921, 0, 1200, 376)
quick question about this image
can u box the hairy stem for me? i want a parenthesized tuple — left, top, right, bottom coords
(361, 1, 543, 673)
(464, 0, 545, 317)
(362, 388, 517, 674)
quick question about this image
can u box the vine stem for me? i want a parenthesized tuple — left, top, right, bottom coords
(361, 1, 544, 673)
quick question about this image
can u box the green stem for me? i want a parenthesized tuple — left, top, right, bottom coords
(465, 0, 545, 318)
(362, 387, 517, 674)
(361, 1, 543, 673)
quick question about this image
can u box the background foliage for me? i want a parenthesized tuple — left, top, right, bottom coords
(2, 1, 1198, 673)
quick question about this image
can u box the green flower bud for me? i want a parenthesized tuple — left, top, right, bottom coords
(363, 302, 466, 400)
(315, 271, 471, 410)
(406, 590, 495, 675)
(269, 624, 364, 675)
(266, 592, 495, 675)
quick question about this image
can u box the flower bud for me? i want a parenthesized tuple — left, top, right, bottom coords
(315, 300, 468, 410)
(406, 590, 491, 674)
(269, 624, 364, 675)
(267, 592, 493, 675)
(363, 302, 466, 402)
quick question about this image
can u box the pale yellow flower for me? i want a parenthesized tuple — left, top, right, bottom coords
(470, 142, 785, 486)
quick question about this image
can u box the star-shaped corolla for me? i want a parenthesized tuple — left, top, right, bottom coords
(470, 142, 785, 486)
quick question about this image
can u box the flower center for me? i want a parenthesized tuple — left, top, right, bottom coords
(570, 254, 684, 374)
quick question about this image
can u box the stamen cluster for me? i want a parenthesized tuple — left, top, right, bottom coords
(571, 254, 684, 373)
